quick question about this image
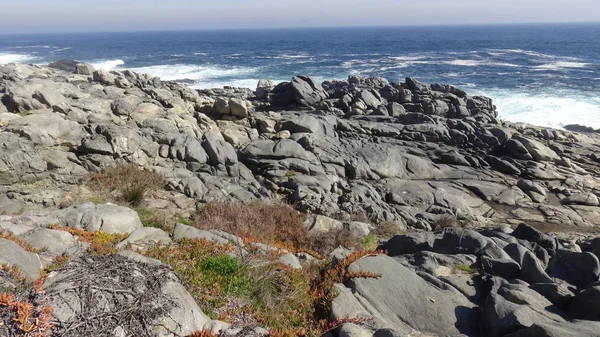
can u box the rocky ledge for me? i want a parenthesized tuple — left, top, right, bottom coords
(0, 61, 599, 337)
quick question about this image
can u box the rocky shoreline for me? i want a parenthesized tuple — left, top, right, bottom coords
(1, 61, 600, 337)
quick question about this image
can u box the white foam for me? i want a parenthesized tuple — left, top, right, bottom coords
(445, 59, 519, 67)
(123, 63, 260, 84)
(91, 59, 125, 70)
(533, 61, 593, 70)
(0, 53, 36, 65)
(476, 88, 600, 129)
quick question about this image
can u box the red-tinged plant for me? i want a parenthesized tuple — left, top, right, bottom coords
(187, 330, 218, 337)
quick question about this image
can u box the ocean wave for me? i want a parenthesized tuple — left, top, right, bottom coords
(487, 48, 582, 61)
(194, 52, 208, 56)
(91, 59, 125, 70)
(0, 53, 37, 65)
(533, 61, 593, 70)
(445, 59, 519, 67)
(477, 88, 600, 129)
(52, 47, 72, 53)
(8, 45, 58, 49)
(124, 63, 261, 83)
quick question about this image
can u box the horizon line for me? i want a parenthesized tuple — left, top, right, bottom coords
(1, 21, 600, 36)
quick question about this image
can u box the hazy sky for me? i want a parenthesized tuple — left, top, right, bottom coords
(1, 0, 599, 33)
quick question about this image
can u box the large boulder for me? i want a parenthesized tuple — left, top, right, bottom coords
(569, 282, 600, 321)
(44, 252, 210, 337)
(344, 255, 478, 336)
(513, 136, 560, 162)
(548, 251, 600, 288)
(270, 76, 328, 106)
(6, 112, 85, 147)
(60, 203, 143, 234)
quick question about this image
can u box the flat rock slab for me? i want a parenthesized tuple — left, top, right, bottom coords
(347, 255, 478, 336)
(0, 238, 43, 280)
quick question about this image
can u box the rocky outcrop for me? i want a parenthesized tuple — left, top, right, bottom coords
(1, 62, 600, 336)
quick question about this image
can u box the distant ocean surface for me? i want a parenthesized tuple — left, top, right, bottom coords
(1, 24, 600, 129)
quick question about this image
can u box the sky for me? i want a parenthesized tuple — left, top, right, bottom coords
(1, 0, 599, 34)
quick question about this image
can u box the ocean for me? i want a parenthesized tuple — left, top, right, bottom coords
(1, 24, 599, 129)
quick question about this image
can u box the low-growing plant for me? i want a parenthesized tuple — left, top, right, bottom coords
(433, 214, 460, 231)
(145, 237, 383, 337)
(48, 225, 128, 255)
(455, 264, 479, 275)
(84, 163, 165, 207)
(0, 230, 37, 253)
(361, 233, 377, 250)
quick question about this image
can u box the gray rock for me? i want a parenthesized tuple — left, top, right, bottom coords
(347, 255, 477, 336)
(116, 227, 172, 250)
(548, 251, 600, 288)
(61, 203, 143, 234)
(512, 223, 557, 255)
(256, 79, 274, 99)
(562, 193, 600, 206)
(18, 228, 77, 257)
(338, 323, 372, 337)
(93, 69, 116, 85)
(569, 282, 600, 321)
(513, 136, 560, 162)
(0, 238, 43, 280)
(75, 63, 95, 75)
(433, 228, 491, 255)
(504, 243, 554, 284)
(383, 232, 435, 256)
(505, 320, 600, 337)
(229, 98, 251, 118)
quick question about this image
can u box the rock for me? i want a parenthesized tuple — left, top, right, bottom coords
(48, 59, 79, 72)
(6, 112, 84, 147)
(383, 232, 436, 256)
(0, 238, 43, 280)
(347, 255, 477, 336)
(338, 323, 372, 337)
(61, 203, 143, 234)
(548, 251, 600, 288)
(512, 223, 557, 255)
(18, 228, 77, 256)
(271, 76, 328, 106)
(44, 252, 210, 337)
(530, 282, 575, 309)
(111, 99, 133, 116)
(256, 79, 274, 99)
(505, 320, 600, 337)
(203, 320, 232, 335)
(562, 193, 600, 206)
(75, 63, 95, 75)
(229, 98, 251, 118)
(513, 136, 560, 162)
(481, 256, 521, 279)
(504, 243, 554, 284)
(93, 69, 116, 85)
(433, 228, 491, 255)
(569, 282, 600, 321)
(116, 227, 172, 250)
(305, 215, 343, 234)
(506, 139, 534, 160)
(386, 102, 406, 116)
(278, 253, 302, 270)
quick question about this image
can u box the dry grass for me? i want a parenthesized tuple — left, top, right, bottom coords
(432, 214, 460, 231)
(84, 164, 165, 207)
(193, 202, 362, 255)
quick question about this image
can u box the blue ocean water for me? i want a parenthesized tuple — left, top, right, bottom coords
(1, 24, 600, 129)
